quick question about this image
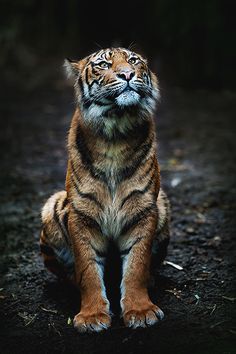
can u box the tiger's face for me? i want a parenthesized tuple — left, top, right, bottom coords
(65, 48, 159, 121)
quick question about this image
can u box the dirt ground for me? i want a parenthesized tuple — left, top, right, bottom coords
(0, 76, 236, 354)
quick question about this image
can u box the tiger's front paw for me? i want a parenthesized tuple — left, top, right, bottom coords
(123, 304, 164, 329)
(73, 311, 112, 333)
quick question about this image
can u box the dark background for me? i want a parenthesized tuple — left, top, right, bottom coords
(0, 0, 235, 91)
(0, 1, 236, 354)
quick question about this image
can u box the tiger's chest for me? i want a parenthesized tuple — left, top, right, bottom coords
(100, 201, 124, 239)
(95, 142, 127, 192)
(97, 145, 128, 238)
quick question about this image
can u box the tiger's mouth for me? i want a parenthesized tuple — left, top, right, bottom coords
(86, 82, 150, 113)
(114, 84, 142, 107)
(119, 83, 140, 95)
(121, 86, 134, 93)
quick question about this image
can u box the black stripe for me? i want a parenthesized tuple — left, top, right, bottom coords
(89, 79, 100, 88)
(90, 244, 106, 258)
(62, 212, 69, 236)
(91, 65, 99, 75)
(120, 173, 154, 209)
(120, 248, 131, 256)
(83, 100, 92, 110)
(85, 63, 99, 88)
(91, 258, 104, 267)
(91, 61, 98, 68)
(76, 124, 107, 183)
(120, 237, 143, 256)
(118, 140, 153, 180)
(40, 244, 55, 256)
(90, 166, 107, 183)
(85, 67, 90, 86)
(76, 124, 93, 168)
(142, 157, 155, 179)
(54, 200, 69, 244)
(120, 204, 157, 236)
(98, 77, 105, 85)
(95, 260, 104, 267)
(71, 176, 103, 209)
(61, 197, 68, 211)
(72, 206, 101, 233)
(78, 77, 84, 96)
(71, 159, 106, 201)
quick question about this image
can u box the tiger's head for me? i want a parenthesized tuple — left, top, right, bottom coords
(65, 48, 159, 123)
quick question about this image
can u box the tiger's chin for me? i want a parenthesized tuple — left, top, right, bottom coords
(82, 90, 155, 123)
(115, 90, 140, 108)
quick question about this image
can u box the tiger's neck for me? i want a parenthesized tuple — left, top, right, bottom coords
(68, 107, 156, 186)
(71, 106, 153, 146)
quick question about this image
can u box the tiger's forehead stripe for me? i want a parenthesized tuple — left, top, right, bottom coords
(83, 51, 146, 75)
(91, 48, 138, 62)
(83, 48, 147, 69)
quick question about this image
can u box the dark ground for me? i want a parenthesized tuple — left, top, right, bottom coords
(0, 74, 236, 354)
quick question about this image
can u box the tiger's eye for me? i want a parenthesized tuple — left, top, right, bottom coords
(129, 57, 138, 65)
(99, 61, 109, 69)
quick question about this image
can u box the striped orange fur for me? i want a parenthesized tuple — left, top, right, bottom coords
(40, 48, 170, 332)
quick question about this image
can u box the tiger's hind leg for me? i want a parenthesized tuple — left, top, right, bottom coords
(151, 188, 170, 272)
(40, 191, 74, 282)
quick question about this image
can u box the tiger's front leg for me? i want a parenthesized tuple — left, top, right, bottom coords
(119, 212, 164, 328)
(68, 208, 111, 333)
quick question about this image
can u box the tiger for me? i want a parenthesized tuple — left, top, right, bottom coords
(40, 47, 170, 333)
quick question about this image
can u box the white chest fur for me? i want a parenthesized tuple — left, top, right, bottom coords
(100, 201, 124, 238)
(98, 144, 127, 238)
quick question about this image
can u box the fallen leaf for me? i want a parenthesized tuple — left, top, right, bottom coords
(210, 320, 228, 329)
(41, 307, 58, 314)
(222, 296, 236, 302)
(165, 289, 182, 299)
(171, 177, 181, 187)
(186, 227, 195, 234)
(18, 312, 37, 326)
(210, 304, 217, 315)
(164, 260, 183, 271)
(194, 294, 200, 305)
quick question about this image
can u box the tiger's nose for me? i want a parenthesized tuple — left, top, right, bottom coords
(117, 71, 135, 81)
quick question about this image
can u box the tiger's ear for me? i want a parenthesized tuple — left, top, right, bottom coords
(64, 58, 82, 79)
